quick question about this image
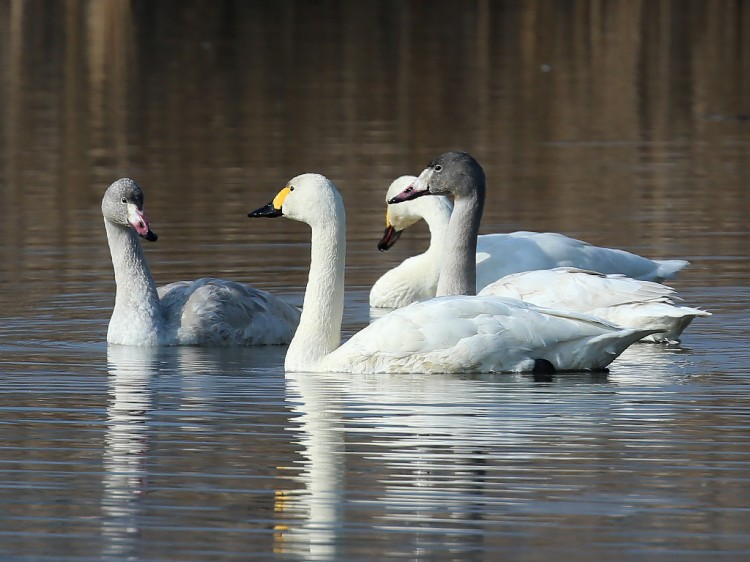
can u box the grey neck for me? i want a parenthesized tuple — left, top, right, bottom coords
(105, 219, 162, 321)
(435, 189, 484, 297)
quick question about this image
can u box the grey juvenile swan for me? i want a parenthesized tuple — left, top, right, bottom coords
(103, 178, 300, 346)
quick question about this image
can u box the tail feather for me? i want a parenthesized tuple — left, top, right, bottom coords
(588, 327, 665, 369)
(654, 259, 689, 281)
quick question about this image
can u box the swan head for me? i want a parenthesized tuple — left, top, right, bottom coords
(102, 178, 158, 242)
(388, 152, 485, 204)
(248, 173, 344, 227)
(379, 175, 453, 251)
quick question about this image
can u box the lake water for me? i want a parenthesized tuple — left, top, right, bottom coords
(1, 1, 749, 560)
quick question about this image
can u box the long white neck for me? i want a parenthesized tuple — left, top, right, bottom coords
(286, 215, 346, 371)
(436, 192, 483, 297)
(421, 196, 452, 259)
(105, 219, 164, 345)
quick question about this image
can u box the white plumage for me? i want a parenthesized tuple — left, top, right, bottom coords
(328, 295, 656, 373)
(370, 175, 688, 308)
(478, 268, 710, 343)
(248, 171, 658, 374)
(103, 178, 300, 346)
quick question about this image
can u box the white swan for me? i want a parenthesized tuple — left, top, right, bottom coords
(478, 268, 709, 343)
(103, 178, 301, 346)
(248, 171, 659, 374)
(369, 176, 688, 308)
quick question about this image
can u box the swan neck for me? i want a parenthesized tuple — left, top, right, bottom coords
(423, 197, 452, 255)
(105, 219, 163, 334)
(287, 217, 346, 370)
(436, 191, 483, 296)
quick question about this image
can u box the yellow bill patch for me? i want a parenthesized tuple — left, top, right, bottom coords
(273, 186, 293, 210)
(385, 208, 391, 227)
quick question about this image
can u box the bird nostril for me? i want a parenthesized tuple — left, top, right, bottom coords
(139, 222, 144, 228)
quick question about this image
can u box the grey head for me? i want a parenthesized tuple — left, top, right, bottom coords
(102, 178, 158, 241)
(388, 152, 486, 204)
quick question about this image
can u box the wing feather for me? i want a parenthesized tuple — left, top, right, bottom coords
(158, 278, 301, 346)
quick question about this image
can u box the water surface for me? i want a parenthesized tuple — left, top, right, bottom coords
(1, 1, 749, 560)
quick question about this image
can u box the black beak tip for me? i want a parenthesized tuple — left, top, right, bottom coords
(141, 231, 158, 242)
(377, 226, 402, 251)
(248, 202, 283, 218)
(388, 184, 430, 204)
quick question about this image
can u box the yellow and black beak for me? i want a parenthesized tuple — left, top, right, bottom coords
(248, 202, 282, 218)
(377, 224, 403, 251)
(248, 186, 291, 218)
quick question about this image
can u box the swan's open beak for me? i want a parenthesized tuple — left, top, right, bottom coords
(388, 170, 431, 204)
(248, 202, 283, 218)
(377, 225, 402, 251)
(128, 206, 158, 242)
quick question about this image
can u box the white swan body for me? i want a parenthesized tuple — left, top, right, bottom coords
(370, 176, 688, 308)
(478, 268, 710, 343)
(103, 178, 301, 346)
(248, 172, 658, 374)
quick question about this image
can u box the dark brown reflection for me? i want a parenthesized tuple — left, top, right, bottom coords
(1, 0, 748, 315)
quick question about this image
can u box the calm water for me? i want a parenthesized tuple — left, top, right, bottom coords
(1, 1, 749, 560)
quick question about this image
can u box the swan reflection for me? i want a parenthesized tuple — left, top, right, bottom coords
(277, 352, 685, 558)
(275, 373, 346, 560)
(101, 345, 159, 560)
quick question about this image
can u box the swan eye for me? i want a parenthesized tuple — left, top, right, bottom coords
(121, 197, 127, 204)
(434, 165, 443, 172)
(289, 186, 295, 191)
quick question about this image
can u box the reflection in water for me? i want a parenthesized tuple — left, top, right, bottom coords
(102, 345, 158, 560)
(279, 360, 694, 559)
(101, 344, 289, 559)
(98, 344, 295, 560)
(278, 373, 346, 561)
(609, 341, 695, 385)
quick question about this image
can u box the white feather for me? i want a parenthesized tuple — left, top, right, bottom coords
(479, 268, 710, 343)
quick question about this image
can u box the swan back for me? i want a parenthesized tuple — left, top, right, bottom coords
(478, 267, 710, 342)
(157, 278, 301, 345)
(330, 295, 658, 374)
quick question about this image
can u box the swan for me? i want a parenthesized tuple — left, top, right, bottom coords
(248, 172, 660, 374)
(103, 178, 301, 346)
(369, 176, 688, 308)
